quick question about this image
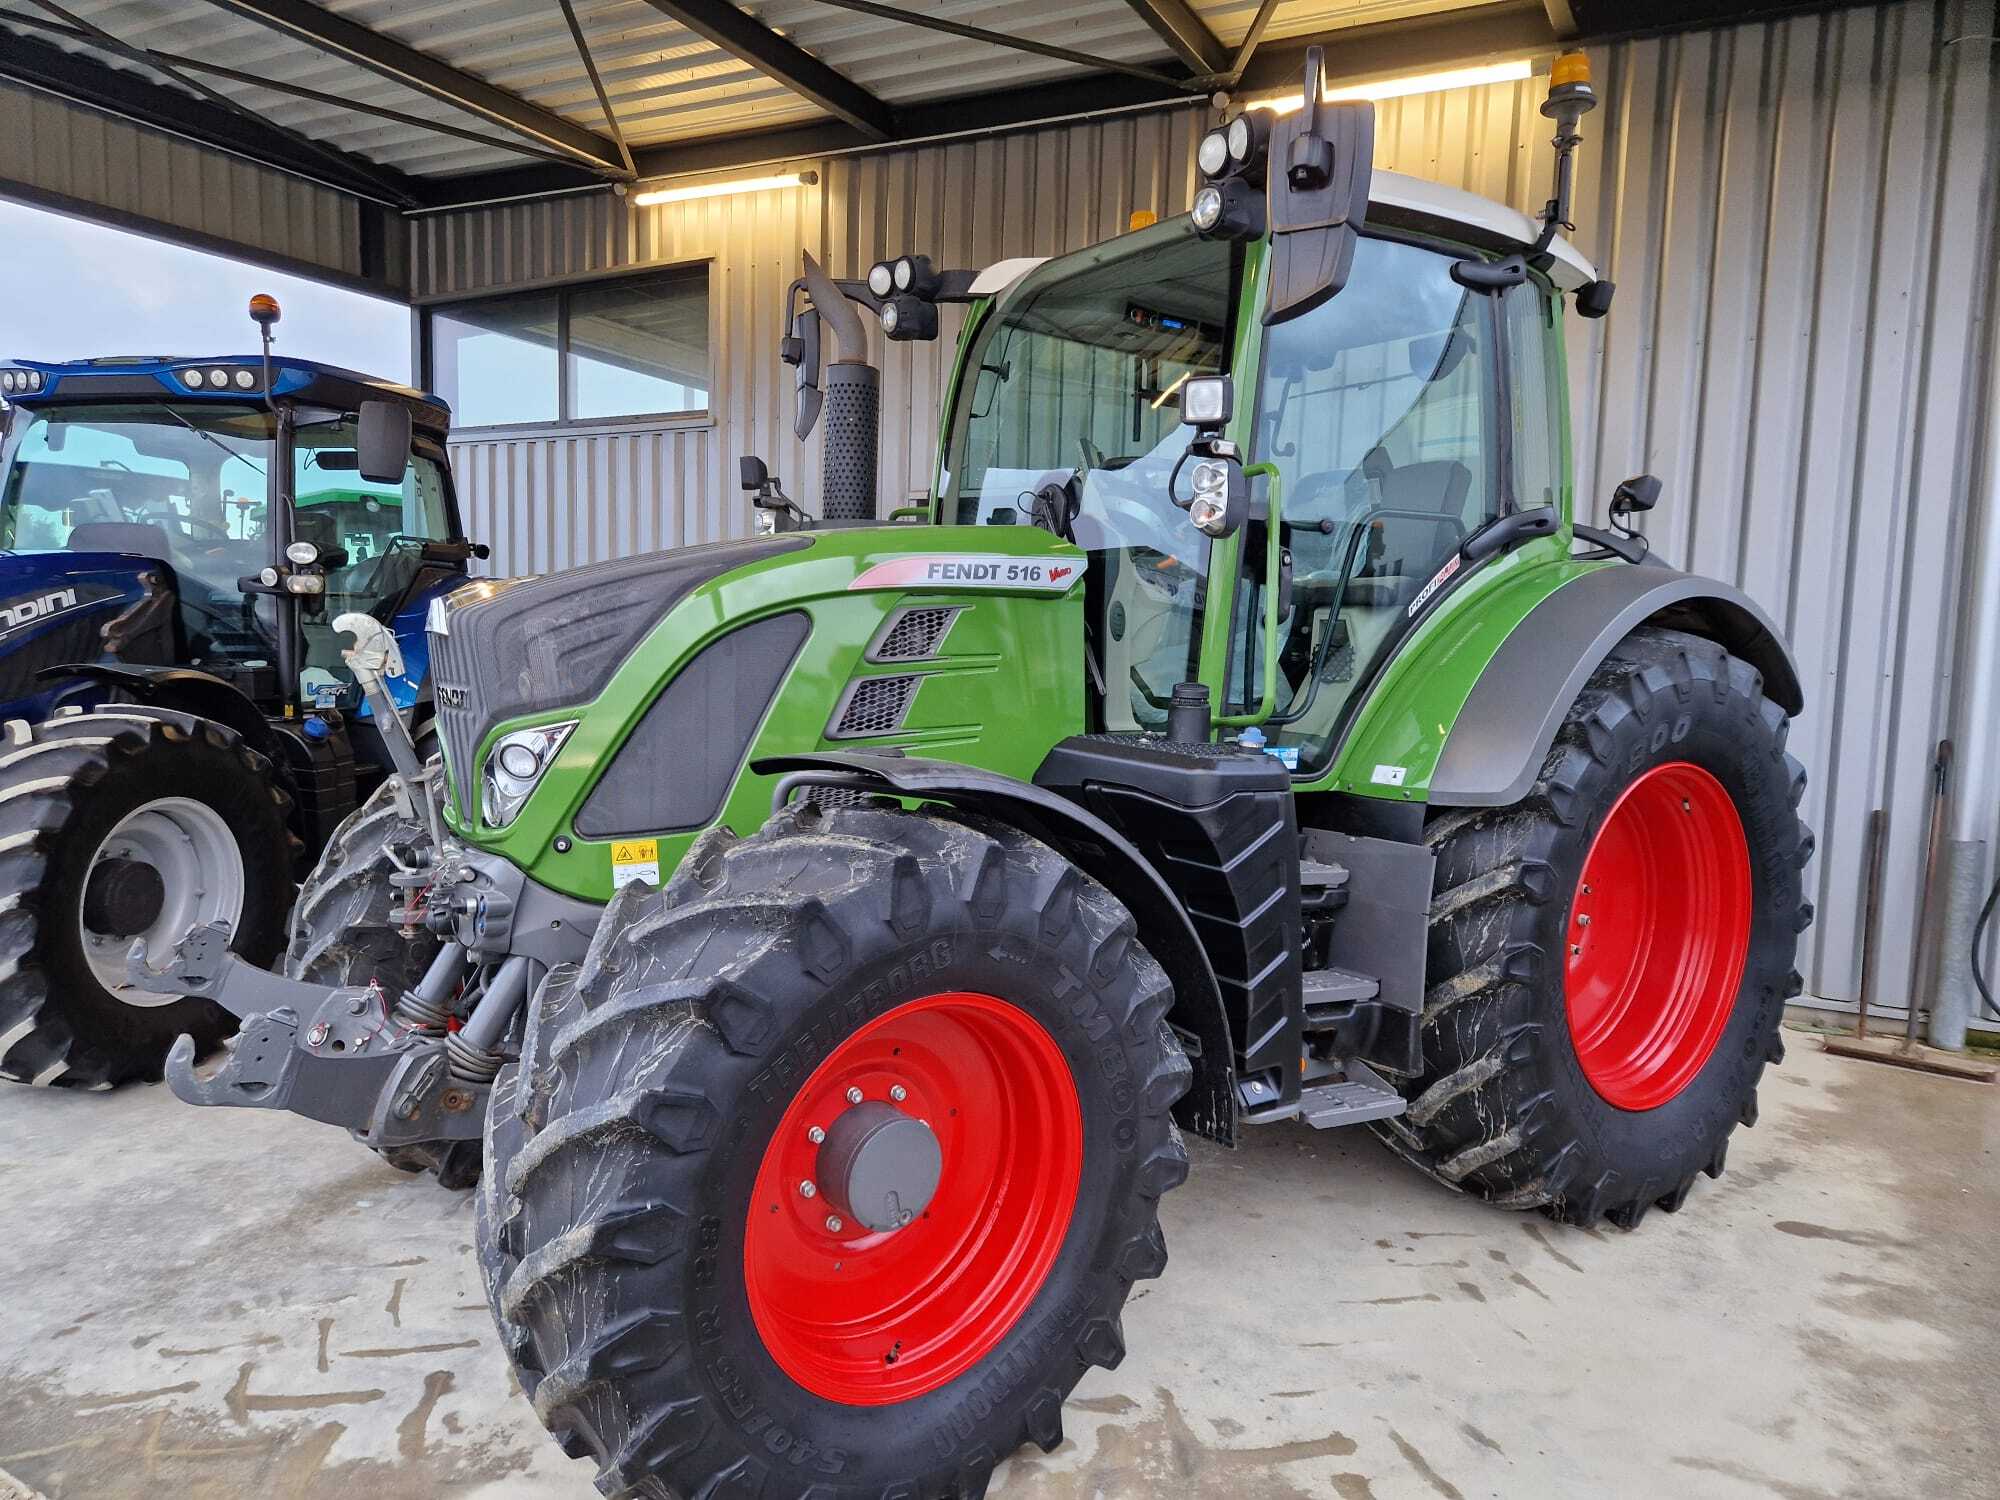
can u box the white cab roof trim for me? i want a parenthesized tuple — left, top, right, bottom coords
(969, 174, 1598, 298)
(967, 257, 1047, 294)
(1367, 170, 1598, 290)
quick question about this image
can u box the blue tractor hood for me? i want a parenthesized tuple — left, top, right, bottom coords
(0, 549, 167, 721)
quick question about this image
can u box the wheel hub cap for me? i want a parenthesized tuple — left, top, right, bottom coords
(817, 1100, 942, 1232)
(81, 858, 167, 938)
(1564, 761, 1753, 1111)
(744, 991, 1083, 1405)
(79, 796, 246, 1003)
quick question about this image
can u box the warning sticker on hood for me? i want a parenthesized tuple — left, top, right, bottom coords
(848, 555, 1081, 593)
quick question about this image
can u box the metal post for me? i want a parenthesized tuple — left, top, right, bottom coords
(1931, 839, 1986, 1050)
(1907, 741, 1953, 1043)
(1855, 808, 1888, 1040)
(1941, 231, 2000, 1042)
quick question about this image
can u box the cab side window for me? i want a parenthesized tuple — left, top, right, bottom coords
(1504, 278, 1566, 515)
(1249, 236, 1501, 773)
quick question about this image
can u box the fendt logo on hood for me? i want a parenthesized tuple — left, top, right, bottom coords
(0, 587, 80, 636)
(435, 684, 469, 708)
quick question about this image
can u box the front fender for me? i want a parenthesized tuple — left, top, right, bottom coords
(753, 749, 1240, 1145)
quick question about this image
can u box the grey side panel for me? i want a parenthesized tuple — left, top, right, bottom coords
(1302, 829, 1434, 1016)
(1429, 566, 1803, 809)
(574, 611, 810, 839)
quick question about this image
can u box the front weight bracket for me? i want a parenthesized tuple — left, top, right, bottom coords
(138, 923, 485, 1145)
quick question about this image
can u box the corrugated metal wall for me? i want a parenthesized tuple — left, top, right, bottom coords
(0, 83, 395, 291)
(415, 0, 2000, 1007)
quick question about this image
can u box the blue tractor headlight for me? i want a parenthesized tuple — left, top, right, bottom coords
(482, 721, 576, 828)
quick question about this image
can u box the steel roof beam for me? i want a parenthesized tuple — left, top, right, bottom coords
(201, 0, 630, 176)
(0, 13, 423, 205)
(800, 0, 1195, 90)
(1, 8, 580, 167)
(636, 0, 895, 141)
(1118, 0, 1229, 76)
(558, 0, 636, 176)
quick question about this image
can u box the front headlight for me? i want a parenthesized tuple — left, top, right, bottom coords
(482, 720, 576, 828)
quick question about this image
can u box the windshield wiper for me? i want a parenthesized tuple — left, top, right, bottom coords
(146, 399, 267, 477)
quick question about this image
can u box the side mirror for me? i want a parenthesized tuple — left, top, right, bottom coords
(739, 454, 769, 492)
(787, 304, 823, 440)
(356, 400, 412, 485)
(1611, 473, 1661, 519)
(1264, 46, 1374, 326)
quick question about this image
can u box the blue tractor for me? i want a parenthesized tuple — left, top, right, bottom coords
(0, 297, 475, 1089)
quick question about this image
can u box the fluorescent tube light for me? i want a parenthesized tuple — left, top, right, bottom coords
(632, 171, 815, 207)
(1259, 58, 1534, 111)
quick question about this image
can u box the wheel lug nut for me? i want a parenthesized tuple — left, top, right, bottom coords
(825, 1215, 843, 1233)
(799, 1180, 817, 1198)
(845, 1086, 863, 1105)
(807, 1125, 825, 1144)
(1577, 914, 1590, 926)
(890, 1084, 908, 1102)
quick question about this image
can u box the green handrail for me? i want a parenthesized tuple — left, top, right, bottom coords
(1213, 462, 1282, 729)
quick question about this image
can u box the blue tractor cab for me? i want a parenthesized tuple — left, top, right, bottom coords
(0, 302, 481, 1088)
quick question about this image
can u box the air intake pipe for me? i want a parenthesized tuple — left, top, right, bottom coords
(800, 251, 879, 523)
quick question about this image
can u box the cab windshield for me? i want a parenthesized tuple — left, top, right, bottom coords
(940, 222, 1240, 732)
(0, 400, 453, 697)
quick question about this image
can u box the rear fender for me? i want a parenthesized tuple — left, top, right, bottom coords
(42, 663, 278, 759)
(753, 750, 1240, 1144)
(1429, 565, 1802, 807)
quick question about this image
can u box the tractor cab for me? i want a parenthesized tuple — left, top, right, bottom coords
(0, 337, 473, 724)
(932, 176, 1599, 771)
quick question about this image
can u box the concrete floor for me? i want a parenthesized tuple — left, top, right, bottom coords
(0, 1032, 1993, 1500)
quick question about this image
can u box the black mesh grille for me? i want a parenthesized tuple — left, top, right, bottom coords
(429, 624, 478, 809)
(870, 607, 958, 662)
(830, 675, 919, 738)
(801, 784, 877, 810)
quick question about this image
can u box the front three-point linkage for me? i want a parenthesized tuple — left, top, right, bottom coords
(128, 922, 488, 1145)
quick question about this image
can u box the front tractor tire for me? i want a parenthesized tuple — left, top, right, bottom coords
(478, 804, 1192, 1499)
(1379, 627, 1814, 1228)
(0, 706, 296, 1088)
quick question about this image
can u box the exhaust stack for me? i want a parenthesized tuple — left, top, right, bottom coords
(799, 251, 879, 524)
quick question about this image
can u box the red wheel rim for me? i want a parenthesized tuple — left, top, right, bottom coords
(744, 991, 1083, 1405)
(1564, 761, 1752, 1111)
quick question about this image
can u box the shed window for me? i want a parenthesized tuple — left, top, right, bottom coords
(427, 266, 709, 428)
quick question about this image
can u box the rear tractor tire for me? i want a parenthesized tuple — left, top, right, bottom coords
(0, 706, 297, 1088)
(478, 804, 1192, 1499)
(286, 775, 476, 1189)
(1377, 627, 1815, 1228)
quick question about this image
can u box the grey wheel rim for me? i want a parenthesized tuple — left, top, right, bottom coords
(80, 796, 245, 1003)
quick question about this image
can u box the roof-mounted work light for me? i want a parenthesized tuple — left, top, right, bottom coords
(1192, 109, 1271, 240)
(862, 253, 979, 341)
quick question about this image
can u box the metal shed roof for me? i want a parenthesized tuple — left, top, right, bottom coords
(0, 1, 1860, 209)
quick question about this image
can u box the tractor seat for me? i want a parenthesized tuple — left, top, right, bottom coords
(67, 521, 174, 561)
(1293, 571, 1415, 612)
(1375, 459, 1472, 518)
(1340, 575, 1413, 610)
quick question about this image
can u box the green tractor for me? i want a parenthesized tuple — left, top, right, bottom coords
(138, 48, 1811, 1498)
